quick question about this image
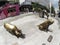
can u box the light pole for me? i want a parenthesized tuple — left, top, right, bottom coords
(59, 0, 60, 12)
(50, 0, 51, 17)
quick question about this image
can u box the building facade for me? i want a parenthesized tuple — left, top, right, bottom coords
(0, 0, 19, 3)
(8, 0, 19, 3)
(21, 0, 49, 8)
(20, 0, 50, 12)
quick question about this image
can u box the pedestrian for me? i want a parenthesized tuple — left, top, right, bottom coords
(42, 9, 49, 19)
(42, 10, 45, 18)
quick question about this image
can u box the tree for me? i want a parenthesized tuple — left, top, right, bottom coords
(31, 2, 49, 12)
(31, 2, 49, 18)
(31, 2, 42, 11)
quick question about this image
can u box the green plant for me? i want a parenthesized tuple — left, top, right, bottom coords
(31, 2, 49, 12)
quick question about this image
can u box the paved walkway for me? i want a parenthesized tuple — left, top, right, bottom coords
(0, 12, 39, 26)
(54, 15, 60, 29)
(55, 15, 60, 24)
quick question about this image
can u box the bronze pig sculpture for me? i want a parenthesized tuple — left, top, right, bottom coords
(38, 19, 54, 32)
(4, 23, 25, 38)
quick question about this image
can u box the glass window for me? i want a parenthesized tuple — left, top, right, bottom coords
(8, 7, 16, 13)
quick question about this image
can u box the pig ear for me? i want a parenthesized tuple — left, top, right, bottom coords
(37, 25, 39, 27)
(52, 21, 54, 23)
